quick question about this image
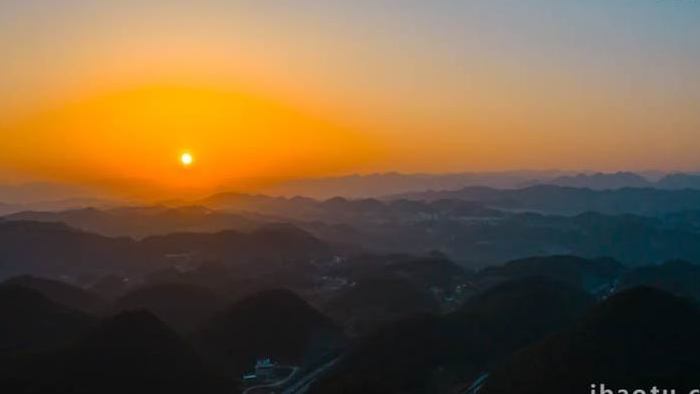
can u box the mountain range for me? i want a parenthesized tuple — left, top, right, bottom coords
(3, 171, 700, 392)
(3, 171, 700, 213)
(3, 254, 700, 393)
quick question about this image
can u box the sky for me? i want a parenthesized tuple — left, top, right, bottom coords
(0, 0, 699, 197)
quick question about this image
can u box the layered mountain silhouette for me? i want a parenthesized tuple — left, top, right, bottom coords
(0, 220, 333, 280)
(262, 171, 700, 198)
(0, 221, 141, 279)
(313, 279, 593, 393)
(620, 260, 700, 300)
(4, 172, 700, 392)
(394, 185, 700, 215)
(255, 171, 569, 199)
(10, 186, 700, 268)
(3, 275, 109, 315)
(114, 283, 228, 334)
(0, 284, 95, 353)
(194, 289, 346, 374)
(481, 287, 700, 394)
(538, 172, 652, 189)
(656, 173, 700, 189)
(477, 255, 624, 294)
(12, 311, 232, 394)
(323, 277, 439, 336)
(321, 254, 471, 335)
(5, 205, 258, 238)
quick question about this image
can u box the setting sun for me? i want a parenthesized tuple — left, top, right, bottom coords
(180, 152, 194, 167)
(0, 2, 699, 391)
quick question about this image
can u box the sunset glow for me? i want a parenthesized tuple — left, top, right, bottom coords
(0, 1, 699, 199)
(1, 3, 700, 391)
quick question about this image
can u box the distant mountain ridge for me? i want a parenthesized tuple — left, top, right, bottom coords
(531, 171, 700, 190)
(393, 184, 700, 215)
(257, 171, 572, 199)
(2, 172, 700, 212)
(8, 195, 700, 270)
(4, 205, 258, 238)
(656, 172, 700, 189)
(534, 171, 652, 189)
(0, 220, 334, 281)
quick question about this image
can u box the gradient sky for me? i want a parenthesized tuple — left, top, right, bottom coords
(1, 0, 699, 195)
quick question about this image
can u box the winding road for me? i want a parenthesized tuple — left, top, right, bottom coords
(242, 367, 300, 394)
(281, 356, 343, 394)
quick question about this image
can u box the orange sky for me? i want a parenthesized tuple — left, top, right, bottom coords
(1, 83, 380, 194)
(1, 1, 699, 198)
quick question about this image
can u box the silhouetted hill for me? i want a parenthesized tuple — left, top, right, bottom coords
(319, 254, 472, 335)
(539, 172, 651, 190)
(0, 221, 140, 280)
(478, 255, 624, 294)
(425, 199, 504, 218)
(114, 283, 227, 334)
(0, 202, 22, 215)
(323, 277, 439, 336)
(140, 223, 332, 269)
(0, 220, 333, 281)
(198, 192, 504, 226)
(10, 311, 233, 394)
(138, 225, 336, 302)
(481, 287, 700, 394)
(198, 192, 317, 215)
(88, 274, 132, 300)
(332, 254, 471, 289)
(313, 279, 593, 393)
(194, 289, 345, 374)
(656, 172, 700, 189)
(3, 275, 109, 315)
(619, 260, 700, 300)
(394, 185, 700, 215)
(382, 254, 471, 288)
(145, 260, 244, 296)
(0, 182, 101, 205)
(257, 171, 569, 199)
(0, 284, 95, 353)
(5, 205, 258, 238)
(302, 206, 700, 266)
(11, 191, 700, 273)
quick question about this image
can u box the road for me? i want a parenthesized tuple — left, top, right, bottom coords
(281, 356, 343, 394)
(242, 367, 300, 394)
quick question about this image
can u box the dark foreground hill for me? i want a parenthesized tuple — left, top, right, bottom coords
(320, 254, 470, 336)
(2, 311, 233, 394)
(323, 277, 439, 336)
(0, 284, 95, 353)
(312, 279, 593, 393)
(194, 289, 346, 375)
(481, 287, 700, 394)
(619, 260, 700, 301)
(114, 283, 228, 334)
(3, 275, 109, 315)
(477, 255, 624, 294)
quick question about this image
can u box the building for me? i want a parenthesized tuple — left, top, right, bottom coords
(242, 358, 278, 382)
(255, 358, 277, 380)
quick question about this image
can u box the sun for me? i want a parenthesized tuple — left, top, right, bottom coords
(180, 152, 194, 167)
